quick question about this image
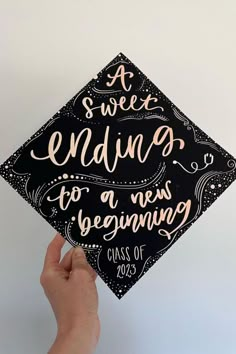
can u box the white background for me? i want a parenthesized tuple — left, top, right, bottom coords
(0, 1, 236, 353)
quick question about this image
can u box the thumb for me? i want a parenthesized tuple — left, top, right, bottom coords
(72, 246, 88, 269)
(71, 246, 97, 280)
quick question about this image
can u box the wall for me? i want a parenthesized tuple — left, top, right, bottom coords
(0, 1, 235, 353)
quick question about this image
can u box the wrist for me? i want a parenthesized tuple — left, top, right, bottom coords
(49, 327, 95, 354)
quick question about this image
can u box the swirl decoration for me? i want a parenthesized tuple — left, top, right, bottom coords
(180, 159, 236, 231)
(92, 87, 122, 94)
(173, 107, 220, 151)
(64, 220, 78, 247)
(118, 112, 168, 122)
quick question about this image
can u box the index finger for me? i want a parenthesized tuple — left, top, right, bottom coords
(43, 233, 65, 271)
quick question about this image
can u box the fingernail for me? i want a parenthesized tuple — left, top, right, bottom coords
(75, 246, 84, 256)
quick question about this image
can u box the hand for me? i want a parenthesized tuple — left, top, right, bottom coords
(40, 233, 100, 354)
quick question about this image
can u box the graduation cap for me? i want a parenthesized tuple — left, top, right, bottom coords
(0, 53, 235, 298)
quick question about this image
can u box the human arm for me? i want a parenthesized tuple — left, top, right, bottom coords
(40, 234, 100, 354)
